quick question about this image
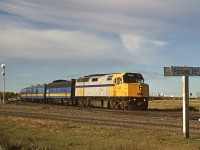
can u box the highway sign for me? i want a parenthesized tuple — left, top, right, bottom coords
(164, 66, 200, 76)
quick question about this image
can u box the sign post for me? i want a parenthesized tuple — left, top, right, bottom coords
(182, 76, 189, 138)
(164, 66, 200, 139)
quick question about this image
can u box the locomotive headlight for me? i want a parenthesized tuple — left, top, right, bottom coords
(144, 99, 146, 102)
(139, 85, 142, 90)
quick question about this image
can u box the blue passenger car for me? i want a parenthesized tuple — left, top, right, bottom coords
(21, 88, 27, 100)
(32, 84, 46, 102)
(20, 84, 45, 102)
(45, 80, 74, 104)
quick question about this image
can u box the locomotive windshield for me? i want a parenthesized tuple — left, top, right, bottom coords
(123, 73, 144, 83)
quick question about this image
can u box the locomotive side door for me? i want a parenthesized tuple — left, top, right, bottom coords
(114, 77, 123, 97)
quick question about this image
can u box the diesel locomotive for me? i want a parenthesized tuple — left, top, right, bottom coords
(21, 72, 149, 110)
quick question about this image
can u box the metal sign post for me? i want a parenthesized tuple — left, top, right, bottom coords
(164, 66, 200, 139)
(182, 76, 189, 138)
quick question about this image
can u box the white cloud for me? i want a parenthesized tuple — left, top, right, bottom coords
(120, 33, 167, 54)
(1, 0, 197, 67)
(0, 27, 169, 68)
(0, 28, 117, 61)
(1, 0, 200, 34)
(120, 33, 167, 64)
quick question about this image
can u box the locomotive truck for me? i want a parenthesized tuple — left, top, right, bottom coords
(21, 72, 149, 110)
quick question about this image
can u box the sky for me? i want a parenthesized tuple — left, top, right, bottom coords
(0, 0, 200, 97)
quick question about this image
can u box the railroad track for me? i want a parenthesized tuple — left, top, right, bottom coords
(1, 102, 199, 120)
(0, 109, 200, 134)
(0, 101, 183, 117)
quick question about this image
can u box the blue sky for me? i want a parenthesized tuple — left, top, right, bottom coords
(0, 0, 200, 97)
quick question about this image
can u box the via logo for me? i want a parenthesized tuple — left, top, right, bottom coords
(137, 93, 143, 96)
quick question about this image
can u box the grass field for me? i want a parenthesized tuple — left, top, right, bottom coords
(0, 100, 200, 150)
(149, 99, 200, 111)
(0, 116, 200, 150)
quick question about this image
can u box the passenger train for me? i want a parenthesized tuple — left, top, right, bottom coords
(21, 72, 149, 110)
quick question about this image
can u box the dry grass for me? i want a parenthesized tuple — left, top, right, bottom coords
(149, 99, 200, 111)
(0, 99, 200, 149)
(0, 115, 200, 150)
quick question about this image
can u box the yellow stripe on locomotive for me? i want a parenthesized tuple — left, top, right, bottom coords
(46, 93, 71, 97)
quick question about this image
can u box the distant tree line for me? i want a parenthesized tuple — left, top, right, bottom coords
(0, 91, 19, 100)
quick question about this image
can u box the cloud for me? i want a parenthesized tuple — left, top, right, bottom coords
(3, 0, 195, 67)
(1, 0, 200, 34)
(0, 28, 117, 62)
(120, 33, 167, 64)
(0, 27, 170, 69)
(120, 33, 167, 53)
(0, 27, 132, 72)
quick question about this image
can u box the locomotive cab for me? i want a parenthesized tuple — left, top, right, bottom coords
(113, 73, 149, 110)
